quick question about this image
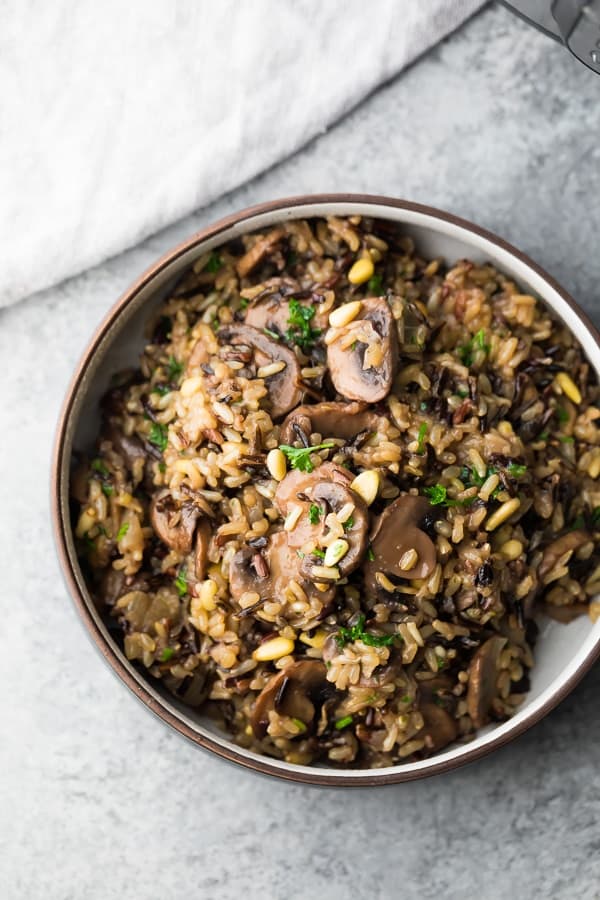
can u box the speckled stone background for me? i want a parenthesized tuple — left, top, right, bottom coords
(2, 5, 600, 898)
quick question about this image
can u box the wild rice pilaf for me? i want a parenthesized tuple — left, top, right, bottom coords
(73, 216, 600, 767)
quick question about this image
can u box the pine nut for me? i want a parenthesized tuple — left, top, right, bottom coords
(266, 448, 287, 481)
(555, 372, 582, 404)
(485, 497, 521, 531)
(299, 630, 328, 649)
(500, 539, 523, 560)
(284, 505, 302, 531)
(328, 300, 362, 328)
(347, 257, 374, 285)
(399, 548, 419, 571)
(253, 636, 295, 662)
(324, 539, 349, 567)
(350, 469, 380, 505)
(311, 565, 340, 581)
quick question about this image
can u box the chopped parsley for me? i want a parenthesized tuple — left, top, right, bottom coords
(592, 507, 600, 528)
(416, 422, 428, 455)
(174, 569, 188, 597)
(461, 464, 498, 488)
(116, 523, 129, 541)
(296, 550, 305, 559)
(278, 441, 334, 473)
(367, 546, 375, 561)
(152, 384, 171, 397)
(291, 718, 307, 733)
(334, 715, 354, 730)
(336, 614, 395, 648)
(312, 548, 326, 559)
(284, 298, 321, 350)
(205, 251, 223, 273)
(367, 274, 383, 294)
(101, 483, 114, 498)
(458, 328, 489, 367)
(570, 515, 585, 531)
(166, 355, 184, 381)
(556, 406, 569, 424)
(308, 504, 322, 525)
(158, 461, 167, 473)
(456, 388, 469, 399)
(559, 435, 575, 444)
(344, 516, 354, 532)
(423, 484, 449, 506)
(159, 647, 174, 662)
(148, 422, 168, 453)
(539, 430, 549, 441)
(91, 458, 109, 477)
(239, 297, 249, 309)
(400, 695, 412, 704)
(436, 657, 446, 671)
(507, 462, 527, 478)
(264, 327, 280, 340)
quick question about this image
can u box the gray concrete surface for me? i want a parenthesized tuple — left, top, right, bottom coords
(1, 4, 599, 898)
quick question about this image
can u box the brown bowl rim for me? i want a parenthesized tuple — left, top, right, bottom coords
(51, 193, 600, 786)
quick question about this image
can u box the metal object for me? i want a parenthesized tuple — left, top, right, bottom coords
(501, 0, 600, 72)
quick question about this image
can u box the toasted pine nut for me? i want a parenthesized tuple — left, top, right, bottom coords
(500, 539, 523, 560)
(253, 636, 295, 662)
(284, 506, 302, 531)
(212, 401, 234, 425)
(348, 257, 374, 285)
(350, 469, 380, 505)
(299, 630, 328, 649)
(311, 565, 340, 581)
(266, 448, 287, 481)
(555, 372, 582, 404)
(399, 548, 419, 571)
(329, 300, 362, 328)
(485, 497, 521, 531)
(324, 539, 349, 567)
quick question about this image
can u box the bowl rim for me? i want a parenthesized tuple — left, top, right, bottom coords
(51, 192, 600, 786)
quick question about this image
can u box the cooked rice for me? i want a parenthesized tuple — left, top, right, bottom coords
(73, 215, 600, 768)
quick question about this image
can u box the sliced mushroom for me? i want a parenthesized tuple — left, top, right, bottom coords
(418, 703, 458, 753)
(466, 635, 507, 728)
(538, 529, 590, 584)
(250, 660, 329, 738)
(194, 519, 211, 580)
(245, 294, 329, 338)
(326, 297, 399, 402)
(303, 482, 368, 577)
(279, 401, 384, 445)
(105, 425, 146, 472)
(363, 495, 437, 594)
(274, 462, 353, 549)
(217, 323, 302, 418)
(150, 490, 202, 554)
(236, 228, 285, 278)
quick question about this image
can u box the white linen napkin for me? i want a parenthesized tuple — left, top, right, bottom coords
(0, 0, 484, 307)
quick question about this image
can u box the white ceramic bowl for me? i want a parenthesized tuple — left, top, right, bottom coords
(52, 195, 600, 785)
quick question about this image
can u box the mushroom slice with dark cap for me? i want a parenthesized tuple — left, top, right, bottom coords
(217, 324, 302, 418)
(250, 660, 329, 738)
(326, 297, 399, 402)
(150, 489, 202, 554)
(363, 494, 437, 595)
(466, 635, 507, 728)
(301, 482, 369, 578)
(236, 227, 285, 278)
(105, 425, 147, 473)
(274, 462, 353, 549)
(279, 401, 384, 445)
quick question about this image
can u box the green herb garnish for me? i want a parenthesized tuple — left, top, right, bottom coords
(400, 695, 411, 703)
(423, 484, 449, 506)
(284, 298, 321, 350)
(570, 515, 585, 531)
(206, 251, 223, 273)
(336, 614, 395, 649)
(456, 388, 469, 399)
(416, 422, 428, 455)
(559, 435, 575, 444)
(308, 504, 322, 525)
(344, 516, 354, 532)
(291, 718, 307, 733)
(149, 422, 168, 453)
(539, 430, 549, 441)
(167, 355, 184, 381)
(158, 461, 167, 473)
(591, 507, 600, 528)
(367, 546, 375, 562)
(101, 483, 114, 498)
(458, 328, 489, 367)
(367, 274, 383, 294)
(436, 657, 445, 671)
(313, 548, 325, 559)
(507, 463, 527, 478)
(278, 441, 334, 473)
(91, 458, 109, 477)
(239, 297, 249, 309)
(152, 384, 171, 397)
(296, 550, 305, 559)
(174, 569, 188, 597)
(556, 406, 569, 424)
(159, 647, 174, 662)
(334, 715, 354, 730)
(116, 523, 129, 541)
(264, 327, 280, 340)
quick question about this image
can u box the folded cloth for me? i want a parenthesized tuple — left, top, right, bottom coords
(0, 0, 484, 307)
